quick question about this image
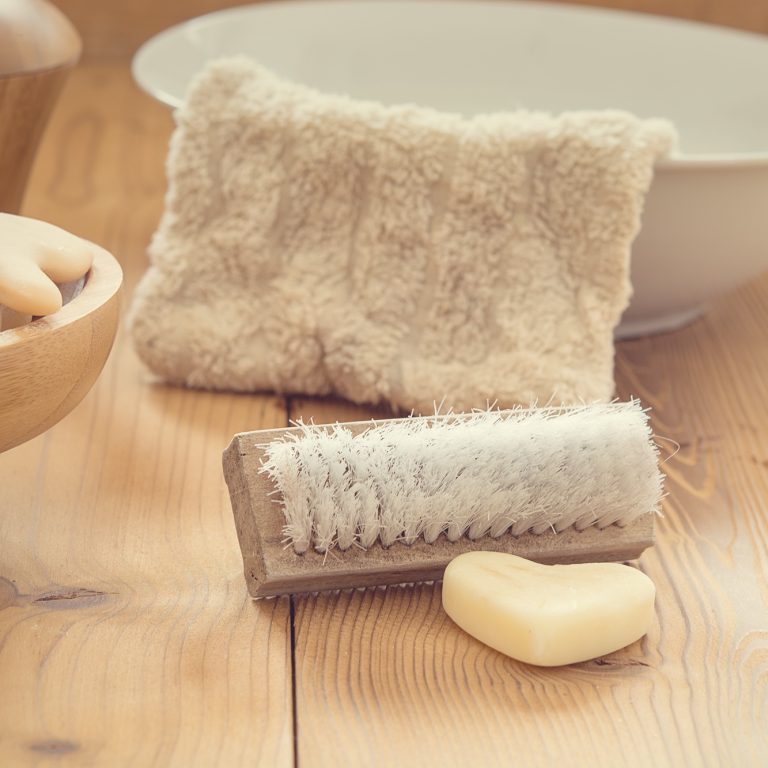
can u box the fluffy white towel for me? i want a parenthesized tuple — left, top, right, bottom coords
(130, 58, 675, 412)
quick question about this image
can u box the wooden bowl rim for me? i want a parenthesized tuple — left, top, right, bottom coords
(0, 245, 122, 349)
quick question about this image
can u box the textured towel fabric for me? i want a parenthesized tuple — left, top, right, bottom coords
(130, 58, 675, 412)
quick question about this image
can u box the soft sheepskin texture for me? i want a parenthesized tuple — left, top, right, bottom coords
(130, 57, 675, 412)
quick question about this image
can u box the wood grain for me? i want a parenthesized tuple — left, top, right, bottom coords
(2, 23, 767, 768)
(288, 309, 768, 766)
(0, 246, 122, 452)
(0, 66, 293, 766)
(0, 68, 73, 214)
(0, 0, 81, 213)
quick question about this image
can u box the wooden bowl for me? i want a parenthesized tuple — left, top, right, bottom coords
(0, 246, 122, 453)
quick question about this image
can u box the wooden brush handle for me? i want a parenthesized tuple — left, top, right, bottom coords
(223, 420, 655, 598)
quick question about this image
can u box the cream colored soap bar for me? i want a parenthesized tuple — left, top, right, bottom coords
(442, 552, 655, 667)
(0, 212, 93, 318)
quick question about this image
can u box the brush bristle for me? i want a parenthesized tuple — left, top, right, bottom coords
(258, 401, 663, 554)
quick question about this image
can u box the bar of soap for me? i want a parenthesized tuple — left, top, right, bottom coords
(442, 552, 655, 667)
(0, 213, 94, 317)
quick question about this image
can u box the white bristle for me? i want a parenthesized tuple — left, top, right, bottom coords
(258, 401, 663, 554)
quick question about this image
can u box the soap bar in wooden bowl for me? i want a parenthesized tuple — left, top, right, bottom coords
(0, 213, 93, 318)
(0, 224, 121, 453)
(442, 552, 655, 666)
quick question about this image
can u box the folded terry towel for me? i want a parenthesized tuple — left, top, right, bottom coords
(130, 57, 675, 412)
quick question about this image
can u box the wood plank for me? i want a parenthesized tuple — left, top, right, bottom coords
(289, 274, 768, 768)
(0, 65, 294, 766)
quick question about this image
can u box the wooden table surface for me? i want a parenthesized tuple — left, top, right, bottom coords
(1, 62, 767, 767)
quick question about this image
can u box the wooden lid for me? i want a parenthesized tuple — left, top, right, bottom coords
(0, 0, 81, 77)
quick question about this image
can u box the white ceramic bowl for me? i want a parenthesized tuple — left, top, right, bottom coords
(133, 0, 768, 337)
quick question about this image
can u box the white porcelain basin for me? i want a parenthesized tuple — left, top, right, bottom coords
(133, 0, 768, 337)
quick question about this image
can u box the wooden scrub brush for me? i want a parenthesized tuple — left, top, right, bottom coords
(223, 401, 662, 597)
